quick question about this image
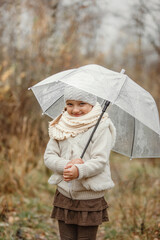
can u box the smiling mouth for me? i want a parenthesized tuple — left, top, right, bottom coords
(72, 113, 83, 117)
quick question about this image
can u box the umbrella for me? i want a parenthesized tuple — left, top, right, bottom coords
(29, 64, 160, 159)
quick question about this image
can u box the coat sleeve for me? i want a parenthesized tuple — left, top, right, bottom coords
(44, 138, 70, 174)
(74, 124, 112, 179)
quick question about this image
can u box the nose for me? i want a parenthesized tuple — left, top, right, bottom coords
(72, 106, 80, 114)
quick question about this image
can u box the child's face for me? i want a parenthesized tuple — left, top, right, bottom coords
(66, 100, 93, 117)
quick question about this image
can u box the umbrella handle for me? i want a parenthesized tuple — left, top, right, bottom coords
(80, 100, 110, 159)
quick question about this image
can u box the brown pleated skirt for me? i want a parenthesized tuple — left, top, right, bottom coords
(51, 189, 109, 226)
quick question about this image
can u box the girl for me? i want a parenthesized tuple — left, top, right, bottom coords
(44, 85, 116, 240)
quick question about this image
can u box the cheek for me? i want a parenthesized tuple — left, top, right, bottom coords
(84, 105, 92, 113)
(66, 107, 71, 114)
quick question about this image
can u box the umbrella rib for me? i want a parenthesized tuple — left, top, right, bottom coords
(130, 117, 136, 159)
(112, 75, 127, 104)
(43, 95, 63, 114)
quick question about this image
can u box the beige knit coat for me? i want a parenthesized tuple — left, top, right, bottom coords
(44, 119, 116, 200)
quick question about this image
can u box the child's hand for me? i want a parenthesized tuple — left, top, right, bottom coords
(63, 164, 79, 181)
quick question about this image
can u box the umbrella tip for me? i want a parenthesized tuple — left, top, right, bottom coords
(120, 69, 125, 74)
(28, 87, 31, 90)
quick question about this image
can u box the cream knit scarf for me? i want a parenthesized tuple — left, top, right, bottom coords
(49, 102, 109, 141)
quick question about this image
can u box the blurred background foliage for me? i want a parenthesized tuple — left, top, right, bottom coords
(0, 0, 160, 239)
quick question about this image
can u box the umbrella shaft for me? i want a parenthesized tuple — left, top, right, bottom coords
(80, 100, 110, 159)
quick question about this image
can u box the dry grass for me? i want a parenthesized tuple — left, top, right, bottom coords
(103, 154, 160, 240)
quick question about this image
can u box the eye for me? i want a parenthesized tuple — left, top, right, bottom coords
(80, 102, 86, 106)
(67, 103, 73, 106)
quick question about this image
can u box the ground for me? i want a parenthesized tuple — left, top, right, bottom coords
(0, 154, 160, 240)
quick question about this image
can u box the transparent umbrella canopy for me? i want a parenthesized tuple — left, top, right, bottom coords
(29, 64, 160, 159)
